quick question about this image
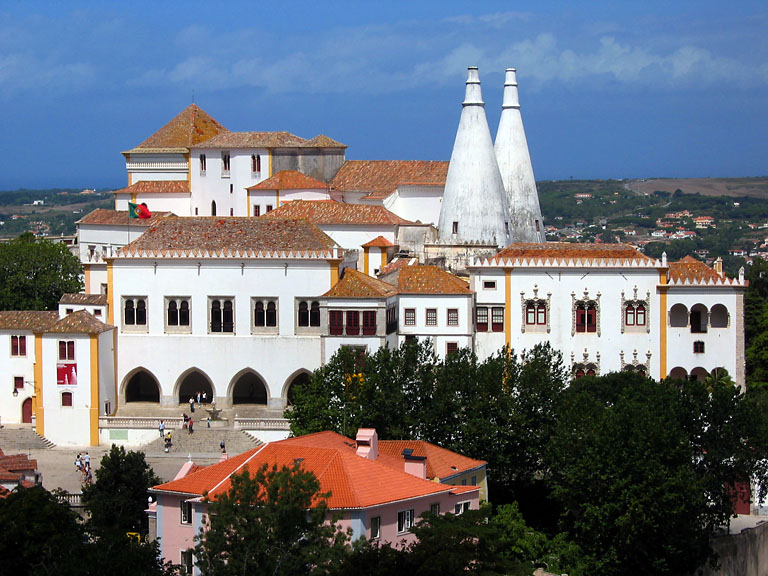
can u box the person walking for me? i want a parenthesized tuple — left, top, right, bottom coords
(220, 440, 226, 453)
(159, 420, 165, 438)
(189, 396, 195, 413)
(188, 417, 194, 434)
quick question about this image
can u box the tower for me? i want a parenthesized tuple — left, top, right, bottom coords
(438, 67, 511, 247)
(495, 68, 544, 242)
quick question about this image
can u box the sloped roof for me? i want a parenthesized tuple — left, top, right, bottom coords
(59, 293, 108, 306)
(111, 180, 190, 196)
(131, 104, 228, 151)
(304, 134, 347, 148)
(668, 255, 723, 283)
(378, 440, 486, 481)
(331, 161, 449, 200)
(493, 242, 651, 262)
(0, 311, 58, 332)
(154, 432, 464, 509)
(193, 131, 306, 149)
(118, 216, 339, 259)
(0, 449, 38, 474)
(323, 269, 397, 299)
(47, 310, 114, 334)
(378, 257, 418, 276)
(247, 171, 328, 191)
(263, 200, 411, 226)
(361, 236, 395, 248)
(385, 265, 471, 295)
(77, 209, 172, 227)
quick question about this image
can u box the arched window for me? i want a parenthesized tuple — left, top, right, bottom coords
(266, 301, 277, 327)
(123, 297, 147, 328)
(251, 155, 258, 173)
(167, 300, 178, 325)
(210, 298, 235, 333)
(61, 391, 73, 407)
(298, 301, 309, 327)
(211, 201, 217, 216)
(625, 303, 646, 327)
(254, 301, 265, 327)
(669, 303, 688, 327)
(124, 300, 135, 325)
(690, 304, 708, 334)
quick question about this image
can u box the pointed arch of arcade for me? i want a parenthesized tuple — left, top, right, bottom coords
(121, 367, 162, 404)
(668, 367, 688, 381)
(282, 369, 312, 407)
(228, 368, 269, 405)
(174, 368, 216, 405)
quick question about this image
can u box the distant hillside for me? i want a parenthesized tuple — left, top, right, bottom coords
(627, 177, 768, 198)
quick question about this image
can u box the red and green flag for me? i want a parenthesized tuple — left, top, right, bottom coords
(128, 202, 152, 219)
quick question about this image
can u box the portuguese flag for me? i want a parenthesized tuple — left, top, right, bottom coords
(128, 202, 152, 219)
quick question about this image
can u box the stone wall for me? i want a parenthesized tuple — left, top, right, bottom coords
(698, 521, 768, 576)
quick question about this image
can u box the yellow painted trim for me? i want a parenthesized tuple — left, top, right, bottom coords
(34, 334, 43, 436)
(380, 249, 387, 271)
(363, 248, 370, 276)
(112, 329, 118, 415)
(107, 261, 114, 325)
(268, 151, 273, 177)
(329, 260, 340, 288)
(128, 173, 132, 186)
(130, 192, 137, 204)
(90, 335, 99, 446)
(504, 269, 512, 346)
(276, 190, 280, 208)
(84, 266, 91, 293)
(127, 154, 132, 186)
(659, 271, 668, 379)
(186, 153, 191, 188)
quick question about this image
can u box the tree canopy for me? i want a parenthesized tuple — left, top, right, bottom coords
(0, 232, 83, 310)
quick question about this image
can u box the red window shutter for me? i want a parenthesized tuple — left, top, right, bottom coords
(346, 311, 360, 336)
(329, 311, 343, 335)
(362, 311, 376, 335)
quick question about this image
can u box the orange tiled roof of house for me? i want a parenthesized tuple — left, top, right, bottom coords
(112, 180, 190, 196)
(77, 209, 172, 227)
(668, 255, 723, 283)
(0, 311, 58, 332)
(378, 257, 418, 276)
(361, 236, 394, 248)
(385, 265, 471, 295)
(377, 440, 486, 480)
(247, 171, 328, 191)
(263, 200, 411, 226)
(118, 216, 339, 258)
(492, 242, 653, 263)
(59, 293, 108, 306)
(323, 269, 397, 299)
(304, 134, 346, 148)
(193, 131, 305, 149)
(47, 310, 114, 334)
(0, 449, 38, 473)
(131, 104, 228, 150)
(331, 160, 449, 200)
(155, 432, 462, 509)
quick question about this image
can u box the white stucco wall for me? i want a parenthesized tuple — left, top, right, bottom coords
(384, 185, 443, 226)
(0, 331, 37, 425)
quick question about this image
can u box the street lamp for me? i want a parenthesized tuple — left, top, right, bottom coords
(12, 388, 18, 397)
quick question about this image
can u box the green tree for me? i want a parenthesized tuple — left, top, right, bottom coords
(0, 232, 83, 310)
(82, 444, 161, 535)
(195, 463, 350, 576)
(745, 257, 768, 389)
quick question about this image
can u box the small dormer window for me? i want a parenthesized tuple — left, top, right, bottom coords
(452, 221, 459, 234)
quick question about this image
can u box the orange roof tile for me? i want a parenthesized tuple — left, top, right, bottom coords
(132, 104, 228, 150)
(47, 310, 114, 334)
(361, 236, 394, 248)
(304, 134, 347, 148)
(323, 269, 397, 299)
(111, 181, 190, 196)
(263, 200, 411, 226)
(247, 171, 329, 191)
(0, 311, 58, 332)
(59, 293, 108, 306)
(378, 441, 486, 480)
(492, 242, 653, 263)
(118, 216, 339, 258)
(378, 257, 418, 276)
(193, 131, 306, 149)
(331, 161, 449, 200)
(668, 255, 723, 283)
(385, 265, 471, 295)
(77, 209, 172, 227)
(155, 432, 463, 509)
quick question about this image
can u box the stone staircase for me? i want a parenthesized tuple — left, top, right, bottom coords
(0, 426, 56, 451)
(141, 426, 262, 456)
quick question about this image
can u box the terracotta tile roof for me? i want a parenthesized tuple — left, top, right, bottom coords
(493, 242, 652, 262)
(59, 293, 108, 306)
(47, 310, 114, 334)
(193, 131, 307, 149)
(378, 441, 486, 481)
(668, 255, 723, 283)
(378, 257, 418, 276)
(111, 180, 190, 196)
(304, 134, 347, 148)
(77, 209, 172, 227)
(247, 171, 329, 191)
(0, 311, 58, 332)
(361, 236, 394, 248)
(155, 432, 465, 509)
(153, 449, 261, 496)
(263, 200, 412, 226)
(385, 265, 471, 295)
(0, 451, 38, 473)
(323, 269, 397, 299)
(331, 161, 449, 200)
(131, 104, 228, 150)
(118, 216, 340, 259)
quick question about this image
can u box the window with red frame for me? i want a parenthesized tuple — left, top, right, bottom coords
(491, 307, 504, 332)
(58, 340, 75, 361)
(61, 392, 73, 407)
(446, 342, 459, 355)
(625, 303, 646, 326)
(575, 302, 597, 333)
(362, 311, 377, 335)
(346, 311, 360, 336)
(693, 341, 705, 353)
(11, 335, 26, 356)
(426, 308, 437, 326)
(404, 308, 416, 326)
(447, 309, 458, 326)
(476, 307, 488, 332)
(329, 311, 344, 335)
(525, 302, 546, 326)
(14, 376, 23, 390)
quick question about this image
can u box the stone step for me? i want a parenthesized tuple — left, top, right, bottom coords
(0, 426, 56, 451)
(142, 427, 262, 456)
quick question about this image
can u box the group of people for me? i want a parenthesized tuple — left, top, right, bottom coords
(182, 413, 194, 434)
(188, 391, 209, 414)
(74, 452, 93, 485)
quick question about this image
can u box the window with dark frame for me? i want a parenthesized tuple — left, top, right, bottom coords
(404, 308, 416, 326)
(310, 302, 320, 326)
(476, 306, 489, 332)
(370, 516, 381, 539)
(430, 503, 440, 515)
(447, 309, 459, 326)
(14, 376, 24, 390)
(181, 501, 192, 524)
(446, 342, 459, 355)
(625, 303, 646, 326)
(693, 341, 705, 353)
(222, 152, 231, 173)
(167, 298, 191, 328)
(254, 205, 260, 217)
(452, 221, 459, 234)
(525, 302, 546, 326)
(491, 307, 504, 332)
(200, 154, 206, 173)
(397, 509, 415, 533)
(61, 391, 73, 407)
(124, 298, 147, 326)
(346, 311, 360, 336)
(210, 298, 234, 333)
(426, 308, 437, 326)
(58, 340, 75, 361)
(11, 335, 26, 356)
(362, 311, 377, 335)
(329, 311, 344, 335)
(575, 302, 597, 333)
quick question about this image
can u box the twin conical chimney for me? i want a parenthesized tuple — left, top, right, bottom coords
(438, 67, 512, 247)
(495, 68, 544, 242)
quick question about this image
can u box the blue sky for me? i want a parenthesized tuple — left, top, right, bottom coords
(0, 1, 765, 189)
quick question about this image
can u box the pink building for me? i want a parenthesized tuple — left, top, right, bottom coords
(149, 429, 482, 573)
